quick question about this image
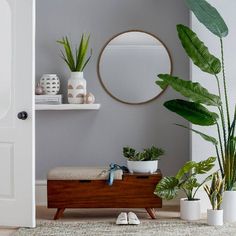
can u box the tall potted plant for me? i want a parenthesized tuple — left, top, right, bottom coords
(57, 34, 92, 104)
(204, 172, 224, 226)
(155, 0, 236, 222)
(155, 157, 215, 221)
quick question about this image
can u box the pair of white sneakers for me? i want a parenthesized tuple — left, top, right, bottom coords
(116, 212, 140, 225)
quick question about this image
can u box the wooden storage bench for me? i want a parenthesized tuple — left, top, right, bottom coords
(47, 167, 162, 220)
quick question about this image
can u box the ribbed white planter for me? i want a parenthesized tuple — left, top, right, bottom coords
(207, 209, 223, 226)
(68, 72, 87, 104)
(180, 198, 201, 221)
(222, 191, 236, 223)
(127, 160, 158, 174)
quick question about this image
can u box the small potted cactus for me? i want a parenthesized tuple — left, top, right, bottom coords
(204, 172, 224, 226)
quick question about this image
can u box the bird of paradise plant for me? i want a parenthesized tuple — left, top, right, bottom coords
(155, 0, 236, 195)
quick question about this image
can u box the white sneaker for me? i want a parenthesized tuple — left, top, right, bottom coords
(128, 212, 140, 225)
(116, 212, 128, 225)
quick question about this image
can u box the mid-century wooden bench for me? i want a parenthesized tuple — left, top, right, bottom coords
(47, 167, 162, 220)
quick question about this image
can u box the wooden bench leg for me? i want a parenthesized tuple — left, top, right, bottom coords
(54, 208, 65, 220)
(146, 208, 156, 219)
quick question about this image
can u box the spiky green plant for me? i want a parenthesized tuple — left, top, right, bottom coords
(57, 34, 92, 72)
(155, 0, 236, 191)
(204, 172, 224, 210)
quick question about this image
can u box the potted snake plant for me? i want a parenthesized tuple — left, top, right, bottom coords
(155, 157, 215, 221)
(123, 146, 164, 174)
(155, 0, 236, 222)
(204, 172, 224, 226)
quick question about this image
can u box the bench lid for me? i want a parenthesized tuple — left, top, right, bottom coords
(47, 167, 123, 180)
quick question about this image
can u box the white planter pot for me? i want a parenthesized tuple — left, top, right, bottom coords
(222, 191, 236, 223)
(180, 198, 201, 221)
(127, 160, 158, 174)
(207, 209, 223, 226)
(68, 72, 87, 104)
(40, 74, 60, 95)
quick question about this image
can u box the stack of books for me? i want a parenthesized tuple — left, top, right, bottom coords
(35, 95, 63, 105)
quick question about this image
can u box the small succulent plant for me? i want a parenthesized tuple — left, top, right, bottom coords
(123, 146, 164, 161)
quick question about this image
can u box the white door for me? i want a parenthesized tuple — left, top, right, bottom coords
(0, 0, 35, 227)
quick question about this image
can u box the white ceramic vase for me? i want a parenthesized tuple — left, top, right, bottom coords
(207, 209, 223, 226)
(222, 191, 236, 223)
(40, 74, 60, 95)
(67, 72, 87, 104)
(180, 198, 201, 221)
(127, 160, 158, 174)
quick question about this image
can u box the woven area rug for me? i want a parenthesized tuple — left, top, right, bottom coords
(13, 219, 236, 236)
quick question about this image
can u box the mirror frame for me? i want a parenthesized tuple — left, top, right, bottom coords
(97, 30, 173, 105)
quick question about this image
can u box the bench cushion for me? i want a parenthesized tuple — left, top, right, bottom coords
(47, 167, 123, 180)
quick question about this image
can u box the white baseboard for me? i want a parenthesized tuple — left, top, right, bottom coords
(35, 179, 182, 207)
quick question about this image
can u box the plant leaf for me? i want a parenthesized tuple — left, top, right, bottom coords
(175, 124, 218, 145)
(157, 74, 221, 106)
(185, 0, 228, 38)
(194, 157, 216, 174)
(164, 99, 219, 126)
(176, 161, 196, 180)
(177, 24, 221, 75)
(154, 176, 179, 200)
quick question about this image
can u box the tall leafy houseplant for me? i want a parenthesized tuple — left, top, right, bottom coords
(156, 0, 236, 192)
(57, 34, 92, 104)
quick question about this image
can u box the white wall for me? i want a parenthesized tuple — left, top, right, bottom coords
(191, 0, 236, 212)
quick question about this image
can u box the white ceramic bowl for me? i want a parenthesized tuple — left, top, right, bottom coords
(127, 160, 158, 174)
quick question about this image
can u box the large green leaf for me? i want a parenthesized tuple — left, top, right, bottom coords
(154, 177, 179, 200)
(194, 157, 216, 174)
(177, 24, 221, 75)
(157, 74, 221, 106)
(176, 161, 196, 180)
(175, 124, 218, 145)
(164, 99, 219, 126)
(181, 177, 199, 191)
(185, 0, 228, 38)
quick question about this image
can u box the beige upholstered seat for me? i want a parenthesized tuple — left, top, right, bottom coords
(47, 167, 123, 180)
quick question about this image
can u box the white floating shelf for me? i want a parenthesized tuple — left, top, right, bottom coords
(35, 104, 101, 111)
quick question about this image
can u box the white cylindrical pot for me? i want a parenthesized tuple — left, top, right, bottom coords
(40, 74, 60, 95)
(127, 160, 158, 174)
(207, 209, 223, 226)
(180, 198, 201, 221)
(222, 191, 236, 223)
(68, 72, 87, 104)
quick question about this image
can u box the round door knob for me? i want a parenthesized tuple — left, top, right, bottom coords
(17, 111, 28, 120)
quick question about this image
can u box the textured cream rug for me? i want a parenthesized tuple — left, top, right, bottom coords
(14, 219, 236, 236)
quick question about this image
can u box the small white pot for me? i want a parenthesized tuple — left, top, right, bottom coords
(68, 72, 87, 104)
(127, 160, 158, 174)
(180, 198, 201, 221)
(40, 74, 60, 95)
(222, 191, 236, 223)
(207, 209, 223, 226)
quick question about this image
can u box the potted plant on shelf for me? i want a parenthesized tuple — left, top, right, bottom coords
(123, 146, 164, 174)
(155, 157, 216, 221)
(155, 0, 236, 222)
(57, 34, 92, 104)
(204, 172, 224, 226)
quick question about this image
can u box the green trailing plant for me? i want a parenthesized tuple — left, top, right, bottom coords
(154, 157, 216, 200)
(57, 34, 92, 72)
(123, 146, 164, 161)
(204, 172, 224, 210)
(155, 0, 236, 190)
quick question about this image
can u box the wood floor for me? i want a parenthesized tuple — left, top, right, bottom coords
(0, 205, 180, 235)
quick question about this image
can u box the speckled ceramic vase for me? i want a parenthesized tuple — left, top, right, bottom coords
(67, 72, 86, 104)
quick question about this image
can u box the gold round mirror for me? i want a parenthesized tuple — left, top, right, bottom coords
(97, 30, 172, 105)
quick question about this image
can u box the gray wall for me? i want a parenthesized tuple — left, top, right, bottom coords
(36, 0, 189, 180)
